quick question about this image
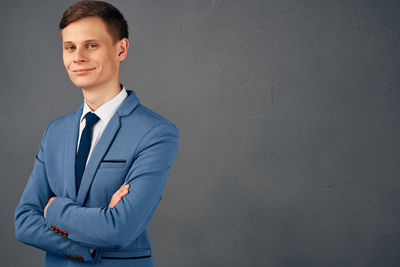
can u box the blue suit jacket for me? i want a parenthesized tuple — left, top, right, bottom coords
(14, 90, 179, 266)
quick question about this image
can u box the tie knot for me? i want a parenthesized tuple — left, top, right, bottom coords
(85, 112, 100, 128)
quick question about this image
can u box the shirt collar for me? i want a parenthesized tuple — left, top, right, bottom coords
(80, 85, 128, 125)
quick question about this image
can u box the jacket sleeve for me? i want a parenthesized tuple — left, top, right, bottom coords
(44, 123, 179, 249)
(14, 124, 99, 263)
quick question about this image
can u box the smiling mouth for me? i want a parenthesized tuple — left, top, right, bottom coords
(72, 67, 96, 74)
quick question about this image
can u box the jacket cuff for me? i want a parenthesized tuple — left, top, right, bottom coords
(45, 197, 99, 263)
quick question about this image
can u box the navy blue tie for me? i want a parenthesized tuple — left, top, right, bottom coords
(76, 112, 100, 193)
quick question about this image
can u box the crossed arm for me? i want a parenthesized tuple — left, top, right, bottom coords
(15, 122, 179, 262)
(14, 162, 130, 263)
(43, 183, 130, 219)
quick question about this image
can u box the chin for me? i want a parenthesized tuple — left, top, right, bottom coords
(71, 81, 91, 89)
(69, 77, 97, 89)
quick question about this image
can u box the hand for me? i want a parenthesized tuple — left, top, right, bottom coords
(108, 184, 130, 208)
(44, 196, 57, 219)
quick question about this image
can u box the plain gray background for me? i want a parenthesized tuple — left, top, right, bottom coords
(1, 0, 399, 266)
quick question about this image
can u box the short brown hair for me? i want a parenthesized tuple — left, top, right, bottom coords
(59, 0, 129, 43)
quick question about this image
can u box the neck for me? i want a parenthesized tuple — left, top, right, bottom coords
(82, 81, 122, 111)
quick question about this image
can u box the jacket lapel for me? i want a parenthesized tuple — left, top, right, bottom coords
(76, 90, 140, 205)
(64, 103, 83, 201)
(76, 113, 121, 204)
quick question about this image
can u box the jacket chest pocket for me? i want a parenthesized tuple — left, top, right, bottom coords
(99, 160, 126, 169)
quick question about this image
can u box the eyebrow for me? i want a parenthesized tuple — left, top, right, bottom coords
(62, 39, 100, 45)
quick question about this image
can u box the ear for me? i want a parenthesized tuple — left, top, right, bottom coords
(116, 38, 129, 61)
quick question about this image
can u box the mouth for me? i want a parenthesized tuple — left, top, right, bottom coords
(71, 67, 96, 74)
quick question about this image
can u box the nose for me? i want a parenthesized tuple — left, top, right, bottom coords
(73, 47, 87, 63)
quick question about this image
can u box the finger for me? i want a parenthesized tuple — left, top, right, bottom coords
(120, 191, 128, 198)
(116, 187, 128, 197)
(120, 186, 129, 196)
(120, 184, 129, 191)
(117, 184, 130, 196)
(109, 196, 121, 208)
(116, 184, 128, 194)
(123, 184, 130, 192)
(109, 184, 130, 208)
(111, 193, 120, 201)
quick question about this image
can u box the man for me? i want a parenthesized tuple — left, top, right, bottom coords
(14, 1, 179, 266)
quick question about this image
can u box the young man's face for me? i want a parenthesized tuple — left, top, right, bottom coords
(61, 16, 124, 90)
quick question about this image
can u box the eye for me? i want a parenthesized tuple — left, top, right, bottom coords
(65, 45, 75, 51)
(88, 44, 97, 48)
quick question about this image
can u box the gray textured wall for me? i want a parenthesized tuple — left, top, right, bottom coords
(1, 1, 400, 266)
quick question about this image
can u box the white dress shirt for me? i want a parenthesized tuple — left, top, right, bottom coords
(77, 86, 128, 166)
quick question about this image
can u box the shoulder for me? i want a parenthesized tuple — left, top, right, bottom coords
(123, 103, 179, 138)
(42, 107, 81, 137)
